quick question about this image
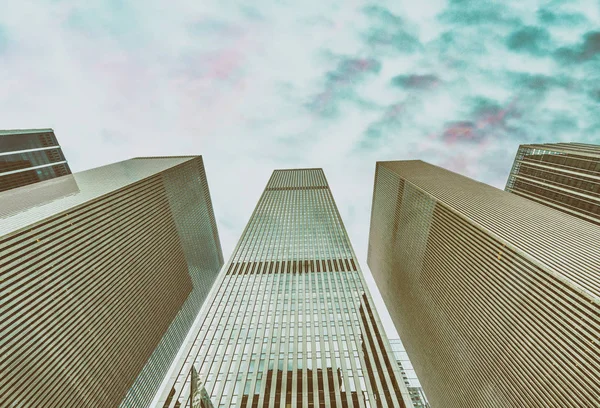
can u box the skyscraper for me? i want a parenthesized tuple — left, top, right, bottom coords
(388, 340, 429, 408)
(158, 168, 413, 408)
(505, 142, 600, 225)
(0, 128, 71, 192)
(0, 156, 223, 408)
(367, 160, 600, 407)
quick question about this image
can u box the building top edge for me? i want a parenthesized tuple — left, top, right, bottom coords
(376, 159, 600, 300)
(133, 156, 203, 160)
(0, 128, 54, 136)
(377, 160, 423, 164)
(519, 143, 600, 157)
(0, 157, 194, 237)
(271, 168, 324, 172)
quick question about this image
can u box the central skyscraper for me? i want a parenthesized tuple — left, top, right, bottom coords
(159, 169, 413, 408)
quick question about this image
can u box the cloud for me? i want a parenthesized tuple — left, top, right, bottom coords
(506, 26, 552, 56)
(555, 31, 600, 63)
(441, 121, 483, 143)
(589, 88, 600, 102)
(436, 96, 519, 148)
(363, 5, 404, 26)
(357, 103, 405, 150)
(550, 114, 580, 132)
(327, 58, 382, 83)
(307, 57, 382, 117)
(580, 31, 600, 59)
(537, 8, 587, 26)
(390, 74, 440, 90)
(239, 6, 263, 21)
(361, 5, 421, 53)
(439, 2, 522, 27)
(433, 30, 490, 60)
(510, 72, 562, 92)
(65, 1, 142, 46)
(187, 18, 238, 36)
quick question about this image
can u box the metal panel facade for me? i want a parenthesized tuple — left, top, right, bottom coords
(0, 157, 223, 408)
(368, 160, 600, 407)
(160, 168, 413, 408)
(505, 142, 600, 225)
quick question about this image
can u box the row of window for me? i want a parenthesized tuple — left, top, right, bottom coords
(232, 189, 353, 262)
(523, 151, 600, 175)
(519, 164, 600, 196)
(514, 179, 599, 215)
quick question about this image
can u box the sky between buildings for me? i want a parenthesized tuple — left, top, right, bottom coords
(1, 0, 599, 337)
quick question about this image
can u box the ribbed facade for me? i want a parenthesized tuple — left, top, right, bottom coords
(0, 128, 71, 192)
(505, 142, 600, 225)
(367, 160, 600, 408)
(159, 168, 413, 408)
(0, 157, 223, 408)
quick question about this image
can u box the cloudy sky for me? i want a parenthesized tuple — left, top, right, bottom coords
(1, 0, 599, 337)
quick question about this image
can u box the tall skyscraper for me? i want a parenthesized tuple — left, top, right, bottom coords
(158, 168, 413, 408)
(388, 340, 429, 408)
(367, 160, 600, 407)
(505, 142, 600, 225)
(0, 156, 223, 408)
(0, 128, 71, 192)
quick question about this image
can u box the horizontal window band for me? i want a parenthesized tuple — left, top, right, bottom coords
(226, 258, 357, 275)
(265, 186, 328, 191)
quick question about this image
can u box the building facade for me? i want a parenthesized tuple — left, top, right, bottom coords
(505, 142, 600, 225)
(367, 160, 600, 407)
(388, 340, 429, 408)
(0, 128, 71, 192)
(158, 168, 413, 408)
(0, 156, 223, 408)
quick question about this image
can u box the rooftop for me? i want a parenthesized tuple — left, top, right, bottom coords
(0, 156, 198, 237)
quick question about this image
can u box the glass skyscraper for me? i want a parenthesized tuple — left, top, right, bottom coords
(158, 168, 413, 408)
(0, 128, 71, 192)
(388, 340, 429, 408)
(505, 142, 600, 225)
(368, 160, 600, 407)
(0, 156, 223, 408)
